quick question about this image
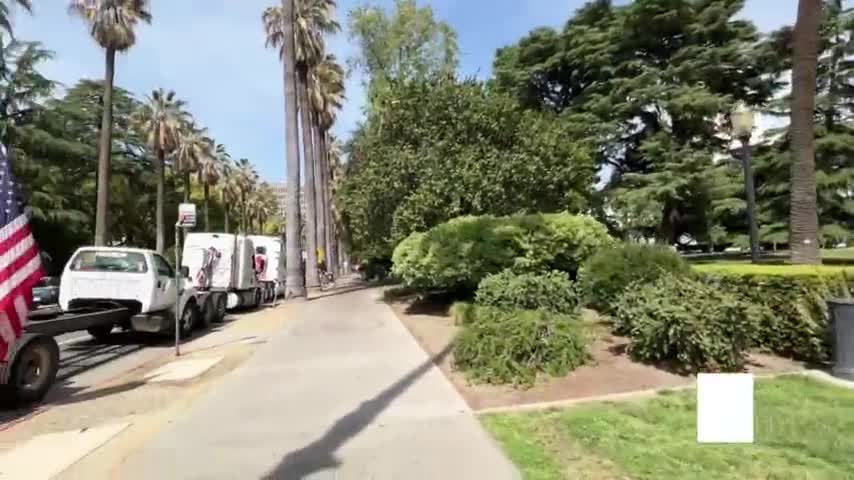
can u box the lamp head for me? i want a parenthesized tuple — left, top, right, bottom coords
(731, 104, 755, 139)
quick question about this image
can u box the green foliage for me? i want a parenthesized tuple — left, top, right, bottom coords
(475, 270, 578, 314)
(337, 78, 598, 262)
(451, 304, 589, 387)
(614, 274, 756, 373)
(347, 0, 458, 106)
(491, 0, 781, 248)
(579, 243, 692, 314)
(696, 264, 854, 363)
(391, 213, 613, 293)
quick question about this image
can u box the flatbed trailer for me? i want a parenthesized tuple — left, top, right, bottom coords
(1, 305, 131, 404)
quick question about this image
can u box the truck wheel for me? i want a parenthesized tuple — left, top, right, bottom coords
(10, 336, 60, 404)
(87, 324, 114, 343)
(254, 289, 262, 309)
(214, 295, 227, 323)
(200, 297, 215, 330)
(179, 303, 198, 339)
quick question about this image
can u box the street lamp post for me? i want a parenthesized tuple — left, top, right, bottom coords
(731, 105, 760, 263)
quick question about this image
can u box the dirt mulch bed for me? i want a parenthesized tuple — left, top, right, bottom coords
(389, 298, 805, 411)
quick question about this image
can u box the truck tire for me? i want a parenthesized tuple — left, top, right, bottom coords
(9, 336, 60, 404)
(179, 303, 198, 339)
(214, 294, 227, 323)
(87, 324, 114, 343)
(200, 297, 215, 330)
(254, 289, 262, 309)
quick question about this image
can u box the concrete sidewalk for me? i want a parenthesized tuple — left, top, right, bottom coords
(117, 285, 519, 480)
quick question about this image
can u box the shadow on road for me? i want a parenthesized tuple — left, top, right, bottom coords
(261, 343, 453, 480)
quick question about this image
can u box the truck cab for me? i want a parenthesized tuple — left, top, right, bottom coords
(59, 247, 220, 339)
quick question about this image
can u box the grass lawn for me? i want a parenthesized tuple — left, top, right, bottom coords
(824, 247, 854, 260)
(482, 375, 854, 480)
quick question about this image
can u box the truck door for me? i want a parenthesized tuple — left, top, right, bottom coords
(152, 254, 178, 312)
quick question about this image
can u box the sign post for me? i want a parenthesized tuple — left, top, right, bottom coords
(174, 203, 197, 356)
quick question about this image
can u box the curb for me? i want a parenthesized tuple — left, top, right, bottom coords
(475, 370, 808, 415)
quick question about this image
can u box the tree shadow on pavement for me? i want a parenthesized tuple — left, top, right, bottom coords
(261, 343, 453, 480)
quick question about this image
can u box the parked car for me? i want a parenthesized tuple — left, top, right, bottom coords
(33, 276, 61, 308)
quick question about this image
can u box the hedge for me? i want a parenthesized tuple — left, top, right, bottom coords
(475, 270, 579, 314)
(695, 264, 854, 363)
(391, 212, 613, 293)
(451, 303, 589, 386)
(614, 274, 756, 373)
(579, 243, 692, 313)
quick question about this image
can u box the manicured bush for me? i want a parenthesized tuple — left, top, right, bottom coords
(695, 264, 854, 363)
(475, 270, 579, 314)
(614, 274, 757, 373)
(391, 212, 612, 293)
(579, 243, 692, 313)
(452, 304, 589, 387)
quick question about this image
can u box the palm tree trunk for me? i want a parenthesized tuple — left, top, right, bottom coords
(223, 193, 230, 234)
(282, 0, 305, 299)
(310, 112, 327, 272)
(155, 148, 166, 254)
(298, 68, 320, 290)
(321, 131, 337, 276)
(789, 0, 822, 264)
(184, 170, 192, 203)
(203, 182, 210, 230)
(94, 46, 116, 246)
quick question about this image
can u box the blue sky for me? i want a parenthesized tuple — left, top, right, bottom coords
(16, 0, 800, 182)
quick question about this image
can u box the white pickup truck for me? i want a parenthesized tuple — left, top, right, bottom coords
(1, 247, 227, 404)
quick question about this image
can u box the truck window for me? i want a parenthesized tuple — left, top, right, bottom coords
(152, 254, 175, 277)
(70, 250, 148, 273)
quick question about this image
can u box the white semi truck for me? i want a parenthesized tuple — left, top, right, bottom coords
(182, 233, 264, 310)
(1, 246, 226, 403)
(249, 235, 286, 302)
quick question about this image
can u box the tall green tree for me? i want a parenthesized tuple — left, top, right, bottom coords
(789, 0, 824, 263)
(492, 0, 776, 246)
(198, 143, 226, 230)
(135, 88, 188, 253)
(338, 78, 596, 261)
(347, 0, 458, 106)
(68, 0, 152, 246)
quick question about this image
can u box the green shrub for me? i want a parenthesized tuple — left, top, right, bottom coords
(452, 305, 589, 387)
(614, 274, 756, 373)
(391, 213, 612, 293)
(579, 243, 692, 313)
(475, 270, 578, 313)
(695, 264, 854, 363)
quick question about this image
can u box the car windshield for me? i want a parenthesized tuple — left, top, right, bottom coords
(70, 250, 148, 273)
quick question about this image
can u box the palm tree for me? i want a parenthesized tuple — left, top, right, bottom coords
(135, 88, 188, 253)
(220, 158, 240, 234)
(1, 0, 31, 38)
(264, 0, 338, 292)
(174, 122, 211, 202)
(69, 0, 151, 246)
(310, 54, 344, 275)
(198, 143, 227, 230)
(789, 0, 823, 264)
(233, 158, 257, 232)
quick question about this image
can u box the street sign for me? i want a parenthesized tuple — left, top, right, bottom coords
(177, 203, 197, 228)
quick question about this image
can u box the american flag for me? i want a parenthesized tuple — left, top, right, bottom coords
(0, 145, 43, 363)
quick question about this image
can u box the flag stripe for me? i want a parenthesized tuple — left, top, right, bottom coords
(0, 229, 35, 274)
(0, 241, 39, 300)
(0, 216, 30, 256)
(0, 214, 26, 245)
(0, 254, 41, 310)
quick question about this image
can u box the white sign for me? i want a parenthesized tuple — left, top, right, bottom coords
(177, 203, 197, 228)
